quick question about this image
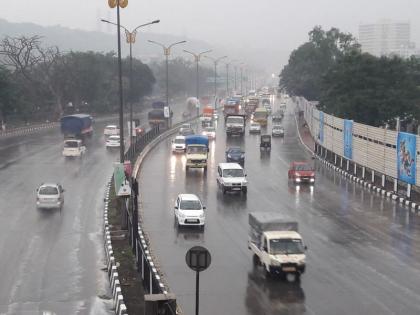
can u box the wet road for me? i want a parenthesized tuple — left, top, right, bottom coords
(139, 100, 420, 315)
(0, 105, 184, 314)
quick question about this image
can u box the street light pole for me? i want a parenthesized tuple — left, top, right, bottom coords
(183, 49, 212, 116)
(204, 55, 227, 107)
(148, 40, 186, 126)
(116, 2, 124, 163)
(101, 18, 160, 156)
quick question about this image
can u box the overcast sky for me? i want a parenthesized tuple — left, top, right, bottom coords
(1, 0, 419, 70)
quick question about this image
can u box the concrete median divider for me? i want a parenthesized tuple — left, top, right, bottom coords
(103, 116, 199, 315)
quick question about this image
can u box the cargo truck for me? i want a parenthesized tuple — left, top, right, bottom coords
(226, 115, 246, 136)
(248, 212, 307, 282)
(60, 114, 93, 139)
(185, 135, 209, 171)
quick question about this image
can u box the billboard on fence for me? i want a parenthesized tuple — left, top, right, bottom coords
(343, 119, 353, 159)
(397, 132, 417, 185)
(318, 111, 324, 143)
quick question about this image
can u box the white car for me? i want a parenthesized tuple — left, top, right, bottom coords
(174, 194, 206, 228)
(272, 125, 285, 137)
(36, 183, 65, 210)
(104, 125, 120, 136)
(249, 122, 261, 134)
(106, 135, 120, 148)
(62, 139, 86, 157)
(202, 126, 216, 139)
(172, 135, 186, 153)
(217, 162, 248, 194)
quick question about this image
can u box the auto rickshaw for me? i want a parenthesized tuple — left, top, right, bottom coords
(260, 135, 271, 151)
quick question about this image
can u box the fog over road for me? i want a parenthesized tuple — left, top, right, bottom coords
(139, 100, 420, 315)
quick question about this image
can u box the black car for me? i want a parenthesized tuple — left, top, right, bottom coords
(226, 147, 245, 165)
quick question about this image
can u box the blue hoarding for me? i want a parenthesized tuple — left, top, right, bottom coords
(397, 132, 416, 185)
(318, 111, 324, 143)
(343, 119, 353, 159)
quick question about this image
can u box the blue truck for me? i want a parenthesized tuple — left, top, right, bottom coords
(185, 135, 209, 171)
(148, 101, 173, 128)
(60, 114, 93, 139)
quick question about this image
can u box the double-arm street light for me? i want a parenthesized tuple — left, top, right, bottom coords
(101, 19, 160, 152)
(183, 49, 212, 108)
(204, 55, 227, 106)
(148, 40, 186, 122)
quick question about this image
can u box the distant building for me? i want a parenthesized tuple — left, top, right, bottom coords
(358, 20, 419, 58)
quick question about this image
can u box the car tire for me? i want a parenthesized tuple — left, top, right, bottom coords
(186, 166, 189, 171)
(242, 187, 248, 194)
(252, 254, 260, 266)
(222, 186, 227, 195)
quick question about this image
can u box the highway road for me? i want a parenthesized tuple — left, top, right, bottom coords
(0, 104, 185, 315)
(139, 99, 420, 315)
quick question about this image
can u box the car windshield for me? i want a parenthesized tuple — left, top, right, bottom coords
(295, 164, 313, 171)
(254, 112, 267, 119)
(228, 148, 242, 154)
(251, 123, 259, 127)
(223, 169, 244, 177)
(174, 138, 185, 144)
(270, 239, 304, 255)
(39, 186, 59, 195)
(109, 136, 120, 141)
(204, 127, 215, 132)
(273, 126, 283, 130)
(64, 141, 79, 148)
(187, 146, 207, 154)
(226, 117, 244, 124)
(106, 126, 116, 130)
(180, 200, 202, 210)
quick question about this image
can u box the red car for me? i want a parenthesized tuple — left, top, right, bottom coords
(288, 162, 315, 184)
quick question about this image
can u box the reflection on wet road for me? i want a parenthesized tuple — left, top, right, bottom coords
(139, 101, 420, 315)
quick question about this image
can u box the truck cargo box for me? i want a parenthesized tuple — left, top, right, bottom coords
(185, 135, 209, 147)
(249, 212, 298, 233)
(60, 114, 93, 137)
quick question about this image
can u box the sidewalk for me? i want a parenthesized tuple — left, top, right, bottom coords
(295, 113, 315, 153)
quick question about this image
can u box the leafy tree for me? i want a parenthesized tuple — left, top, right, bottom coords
(319, 52, 420, 126)
(280, 26, 360, 100)
(0, 66, 17, 121)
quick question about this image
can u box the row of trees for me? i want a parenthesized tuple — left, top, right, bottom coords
(280, 27, 420, 127)
(0, 35, 155, 124)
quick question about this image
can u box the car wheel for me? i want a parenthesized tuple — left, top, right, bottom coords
(242, 187, 248, 194)
(252, 254, 260, 266)
(186, 166, 189, 171)
(222, 186, 227, 194)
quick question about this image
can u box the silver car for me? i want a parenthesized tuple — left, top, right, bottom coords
(272, 125, 285, 137)
(36, 183, 65, 209)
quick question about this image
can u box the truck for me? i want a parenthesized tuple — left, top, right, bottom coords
(252, 107, 269, 126)
(185, 135, 209, 171)
(60, 114, 93, 139)
(201, 105, 214, 124)
(245, 97, 259, 116)
(223, 98, 241, 118)
(148, 101, 172, 128)
(226, 115, 246, 136)
(248, 212, 306, 281)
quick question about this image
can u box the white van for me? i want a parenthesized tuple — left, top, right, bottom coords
(62, 139, 86, 157)
(217, 162, 248, 194)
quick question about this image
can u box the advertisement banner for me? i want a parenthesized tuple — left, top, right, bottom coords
(318, 111, 324, 143)
(397, 132, 416, 185)
(343, 119, 353, 159)
(113, 162, 131, 197)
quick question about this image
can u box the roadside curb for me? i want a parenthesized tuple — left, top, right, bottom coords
(294, 113, 420, 214)
(104, 179, 128, 315)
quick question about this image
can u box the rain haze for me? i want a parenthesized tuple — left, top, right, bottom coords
(2, 0, 420, 71)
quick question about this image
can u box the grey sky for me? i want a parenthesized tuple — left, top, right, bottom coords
(2, 0, 419, 71)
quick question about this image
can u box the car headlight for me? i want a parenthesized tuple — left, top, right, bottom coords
(199, 213, 205, 219)
(310, 178, 315, 182)
(296, 178, 301, 182)
(227, 154, 232, 158)
(178, 212, 185, 218)
(240, 154, 245, 158)
(270, 259, 281, 266)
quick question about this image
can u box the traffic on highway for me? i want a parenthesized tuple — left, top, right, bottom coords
(139, 95, 420, 315)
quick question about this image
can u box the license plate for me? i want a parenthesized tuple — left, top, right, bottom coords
(282, 267, 296, 272)
(186, 219, 199, 223)
(232, 187, 241, 190)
